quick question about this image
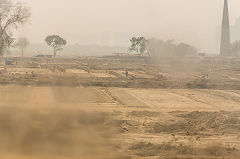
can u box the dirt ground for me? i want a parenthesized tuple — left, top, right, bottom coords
(0, 56, 240, 159)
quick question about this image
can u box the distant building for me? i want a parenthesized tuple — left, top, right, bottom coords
(231, 17, 240, 42)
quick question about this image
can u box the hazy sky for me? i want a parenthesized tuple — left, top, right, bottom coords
(16, 0, 240, 53)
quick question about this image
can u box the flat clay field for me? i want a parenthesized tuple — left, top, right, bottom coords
(1, 56, 240, 159)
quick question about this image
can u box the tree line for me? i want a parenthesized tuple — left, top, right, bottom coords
(129, 37, 240, 57)
(129, 37, 198, 58)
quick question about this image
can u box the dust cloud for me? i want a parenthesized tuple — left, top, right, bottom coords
(0, 106, 125, 159)
(1, 0, 240, 159)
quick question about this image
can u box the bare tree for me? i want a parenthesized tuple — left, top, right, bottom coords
(0, 0, 31, 56)
(15, 37, 29, 57)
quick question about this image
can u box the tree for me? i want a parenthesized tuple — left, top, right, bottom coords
(148, 38, 177, 57)
(45, 35, 67, 58)
(147, 38, 197, 58)
(0, 0, 31, 55)
(15, 37, 29, 57)
(129, 37, 149, 55)
(175, 43, 197, 58)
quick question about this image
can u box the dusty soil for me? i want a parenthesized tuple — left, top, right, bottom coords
(0, 56, 240, 158)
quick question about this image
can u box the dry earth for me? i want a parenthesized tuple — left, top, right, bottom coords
(0, 56, 240, 158)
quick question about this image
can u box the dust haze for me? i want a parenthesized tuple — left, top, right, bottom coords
(1, 0, 240, 159)
(17, 0, 240, 53)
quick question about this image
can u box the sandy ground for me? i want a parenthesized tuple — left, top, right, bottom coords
(1, 56, 240, 158)
(0, 85, 240, 158)
(0, 86, 122, 159)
